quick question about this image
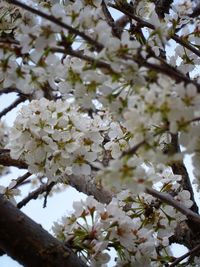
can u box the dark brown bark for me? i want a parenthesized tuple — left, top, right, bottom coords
(153, 0, 173, 19)
(0, 150, 28, 169)
(0, 194, 87, 267)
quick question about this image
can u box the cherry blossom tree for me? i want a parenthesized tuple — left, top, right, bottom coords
(1, 0, 200, 266)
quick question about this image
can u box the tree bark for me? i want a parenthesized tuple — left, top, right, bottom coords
(0, 194, 87, 267)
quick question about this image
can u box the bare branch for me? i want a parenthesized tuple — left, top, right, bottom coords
(14, 172, 32, 188)
(0, 95, 27, 119)
(17, 182, 55, 209)
(43, 182, 54, 208)
(169, 243, 200, 267)
(0, 87, 31, 97)
(115, 15, 129, 30)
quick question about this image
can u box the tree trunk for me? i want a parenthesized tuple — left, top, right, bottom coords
(0, 195, 87, 267)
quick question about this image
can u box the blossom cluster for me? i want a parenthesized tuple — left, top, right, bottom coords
(7, 98, 110, 180)
(53, 187, 191, 267)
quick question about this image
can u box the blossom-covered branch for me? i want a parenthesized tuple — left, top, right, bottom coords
(5, 0, 104, 51)
(146, 188, 200, 224)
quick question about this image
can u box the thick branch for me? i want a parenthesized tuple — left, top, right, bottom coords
(171, 161, 198, 213)
(0, 153, 27, 169)
(163, 134, 199, 213)
(61, 174, 113, 204)
(0, 151, 112, 204)
(0, 194, 87, 267)
(0, 150, 28, 169)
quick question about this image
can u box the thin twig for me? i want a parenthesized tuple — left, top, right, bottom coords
(121, 140, 146, 158)
(43, 182, 54, 208)
(14, 172, 32, 188)
(0, 96, 27, 119)
(169, 244, 200, 267)
(146, 188, 200, 224)
(108, 3, 200, 59)
(142, 60, 200, 90)
(50, 47, 113, 72)
(17, 182, 55, 209)
(6, 0, 104, 51)
(101, 0, 121, 38)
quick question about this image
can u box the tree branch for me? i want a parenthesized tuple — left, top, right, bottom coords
(108, 3, 200, 59)
(0, 95, 27, 119)
(61, 174, 113, 204)
(146, 188, 200, 224)
(141, 60, 200, 90)
(17, 182, 55, 208)
(6, 0, 104, 51)
(169, 243, 200, 267)
(50, 47, 113, 72)
(101, 0, 121, 38)
(162, 134, 199, 213)
(14, 171, 32, 188)
(190, 3, 200, 18)
(0, 151, 113, 204)
(0, 194, 87, 267)
(121, 140, 146, 157)
(0, 87, 29, 96)
(153, 0, 173, 19)
(0, 150, 28, 169)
